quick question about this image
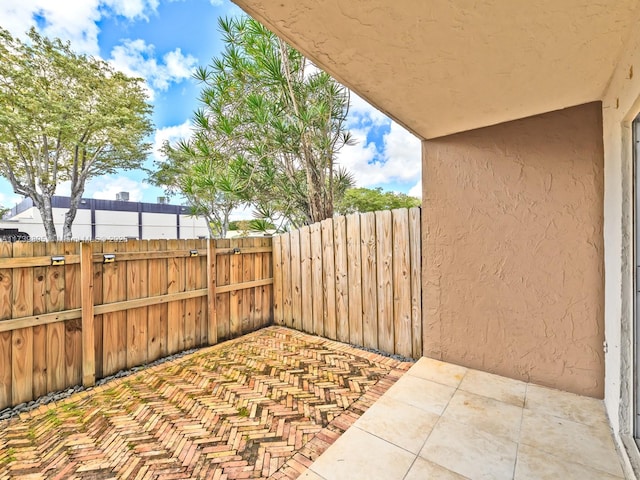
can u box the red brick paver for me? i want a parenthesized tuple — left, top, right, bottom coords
(0, 327, 411, 479)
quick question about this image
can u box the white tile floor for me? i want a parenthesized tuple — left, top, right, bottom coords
(299, 358, 626, 480)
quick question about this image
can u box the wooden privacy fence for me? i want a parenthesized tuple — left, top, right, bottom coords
(272, 207, 422, 359)
(0, 237, 273, 409)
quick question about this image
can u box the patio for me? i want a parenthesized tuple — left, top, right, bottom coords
(301, 357, 625, 480)
(0, 326, 626, 479)
(0, 326, 410, 479)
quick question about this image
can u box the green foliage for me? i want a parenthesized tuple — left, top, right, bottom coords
(1, 447, 16, 464)
(148, 138, 246, 238)
(44, 409, 62, 427)
(228, 219, 276, 232)
(0, 27, 153, 240)
(248, 218, 275, 232)
(335, 187, 421, 215)
(160, 16, 355, 231)
(237, 406, 249, 417)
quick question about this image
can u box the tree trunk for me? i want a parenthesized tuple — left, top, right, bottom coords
(35, 195, 58, 241)
(205, 214, 219, 239)
(63, 190, 84, 240)
(220, 209, 231, 239)
(306, 166, 326, 224)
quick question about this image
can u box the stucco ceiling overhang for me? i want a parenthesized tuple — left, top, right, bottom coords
(232, 0, 640, 139)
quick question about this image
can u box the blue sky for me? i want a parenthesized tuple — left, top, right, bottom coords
(0, 0, 421, 215)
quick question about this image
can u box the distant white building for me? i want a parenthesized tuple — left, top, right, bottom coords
(0, 193, 210, 240)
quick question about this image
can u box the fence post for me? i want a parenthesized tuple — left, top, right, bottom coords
(80, 242, 95, 387)
(207, 238, 217, 345)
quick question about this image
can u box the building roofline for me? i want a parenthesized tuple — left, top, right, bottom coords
(7, 195, 191, 218)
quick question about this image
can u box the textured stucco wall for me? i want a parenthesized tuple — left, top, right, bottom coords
(600, 15, 640, 472)
(422, 102, 604, 398)
(232, 0, 638, 139)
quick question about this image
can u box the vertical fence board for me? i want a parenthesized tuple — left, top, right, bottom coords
(281, 234, 292, 327)
(300, 226, 313, 334)
(207, 239, 217, 345)
(115, 241, 128, 372)
(272, 236, 283, 325)
(80, 243, 95, 386)
(262, 237, 273, 324)
(320, 220, 336, 341)
(241, 238, 254, 333)
(123, 240, 142, 368)
(310, 223, 324, 337)
(0, 242, 12, 408)
(63, 242, 82, 388)
(177, 239, 187, 350)
(46, 242, 66, 390)
(229, 238, 243, 337)
(360, 212, 378, 350)
(12, 242, 33, 405)
(375, 210, 394, 354)
(92, 242, 104, 379)
(346, 215, 363, 346)
(102, 242, 120, 376)
(147, 239, 167, 362)
(216, 239, 230, 341)
(166, 239, 185, 354)
(126, 240, 148, 368)
(409, 207, 422, 358)
(32, 242, 47, 398)
(252, 238, 261, 329)
(191, 238, 203, 346)
(289, 230, 302, 331)
(184, 239, 197, 349)
(333, 216, 349, 343)
(392, 209, 412, 357)
(198, 239, 208, 344)
(253, 238, 263, 330)
(100, 242, 115, 377)
(156, 239, 169, 357)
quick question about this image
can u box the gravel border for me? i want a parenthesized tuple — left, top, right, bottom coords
(348, 343, 416, 364)
(0, 347, 200, 422)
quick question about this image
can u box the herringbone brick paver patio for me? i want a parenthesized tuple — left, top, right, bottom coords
(0, 326, 411, 479)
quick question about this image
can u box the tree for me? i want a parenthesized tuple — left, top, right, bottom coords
(0, 27, 153, 240)
(149, 138, 247, 238)
(335, 187, 421, 215)
(190, 17, 354, 228)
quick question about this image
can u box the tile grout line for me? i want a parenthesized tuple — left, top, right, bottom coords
(511, 382, 529, 479)
(309, 362, 468, 480)
(293, 362, 410, 480)
(403, 367, 468, 479)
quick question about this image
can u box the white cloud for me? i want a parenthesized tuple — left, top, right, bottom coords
(0, 0, 159, 55)
(55, 176, 148, 201)
(338, 120, 421, 189)
(340, 92, 422, 193)
(152, 121, 193, 161)
(408, 180, 422, 198)
(87, 176, 149, 201)
(0, 1, 194, 98)
(109, 40, 198, 99)
(209, 0, 224, 5)
(103, 0, 159, 21)
(348, 92, 389, 127)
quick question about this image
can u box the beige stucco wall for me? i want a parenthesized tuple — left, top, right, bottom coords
(422, 102, 604, 398)
(600, 16, 640, 471)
